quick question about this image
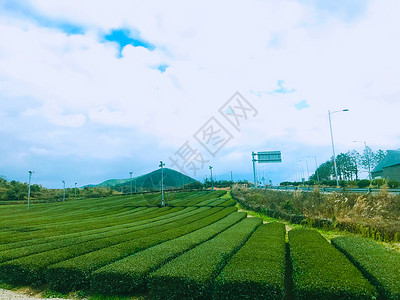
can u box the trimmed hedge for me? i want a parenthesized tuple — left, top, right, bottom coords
(332, 236, 400, 299)
(289, 229, 377, 299)
(213, 222, 286, 299)
(0, 207, 208, 285)
(0, 206, 169, 245)
(207, 199, 227, 206)
(0, 207, 159, 252)
(45, 207, 236, 292)
(219, 199, 236, 207)
(0, 207, 191, 263)
(148, 217, 262, 299)
(90, 210, 245, 294)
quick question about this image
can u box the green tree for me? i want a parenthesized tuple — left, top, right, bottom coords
(311, 160, 333, 181)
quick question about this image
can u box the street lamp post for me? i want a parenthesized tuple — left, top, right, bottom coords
(62, 180, 66, 202)
(159, 161, 165, 206)
(307, 156, 320, 183)
(305, 159, 310, 181)
(353, 140, 372, 180)
(209, 166, 214, 191)
(129, 171, 133, 195)
(298, 161, 305, 184)
(328, 109, 349, 188)
(27, 171, 33, 210)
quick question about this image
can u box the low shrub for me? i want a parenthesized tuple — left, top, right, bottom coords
(213, 222, 286, 299)
(332, 236, 400, 299)
(289, 229, 377, 299)
(90, 211, 246, 295)
(46, 207, 236, 292)
(148, 217, 262, 299)
(387, 179, 400, 189)
(0, 207, 207, 285)
(357, 179, 370, 188)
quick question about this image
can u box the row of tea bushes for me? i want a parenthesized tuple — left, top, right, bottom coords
(148, 217, 262, 299)
(332, 236, 400, 299)
(0, 207, 210, 285)
(45, 207, 235, 292)
(213, 222, 286, 299)
(90, 211, 247, 294)
(289, 229, 377, 299)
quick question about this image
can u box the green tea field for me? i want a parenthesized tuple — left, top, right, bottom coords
(0, 191, 399, 299)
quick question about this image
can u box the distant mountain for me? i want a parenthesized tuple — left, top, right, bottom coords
(95, 168, 197, 191)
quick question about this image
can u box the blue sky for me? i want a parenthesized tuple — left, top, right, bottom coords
(0, 0, 399, 188)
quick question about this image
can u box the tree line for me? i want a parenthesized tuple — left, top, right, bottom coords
(309, 147, 386, 182)
(0, 176, 117, 202)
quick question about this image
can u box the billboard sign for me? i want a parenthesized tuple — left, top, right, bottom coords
(257, 151, 282, 163)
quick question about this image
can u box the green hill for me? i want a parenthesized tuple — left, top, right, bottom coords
(96, 168, 197, 192)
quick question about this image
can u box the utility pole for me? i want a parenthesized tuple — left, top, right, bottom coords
(159, 161, 165, 206)
(27, 171, 33, 210)
(252, 152, 257, 188)
(74, 182, 77, 197)
(307, 156, 320, 183)
(62, 180, 66, 202)
(305, 159, 310, 181)
(209, 166, 214, 191)
(129, 171, 133, 195)
(328, 109, 349, 188)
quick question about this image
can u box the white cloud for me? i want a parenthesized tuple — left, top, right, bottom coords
(0, 0, 399, 186)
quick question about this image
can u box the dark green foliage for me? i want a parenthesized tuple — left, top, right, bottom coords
(332, 236, 400, 299)
(90, 210, 245, 295)
(289, 229, 377, 299)
(371, 179, 385, 188)
(183, 181, 204, 189)
(148, 217, 263, 299)
(110, 168, 196, 192)
(213, 222, 286, 299)
(0, 207, 203, 285)
(357, 179, 371, 188)
(387, 179, 400, 189)
(45, 207, 233, 292)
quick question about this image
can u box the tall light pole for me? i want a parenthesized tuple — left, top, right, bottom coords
(209, 166, 214, 191)
(27, 171, 33, 210)
(307, 156, 320, 183)
(159, 161, 165, 206)
(298, 161, 305, 184)
(353, 140, 372, 180)
(62, 180, 66, 202)
(305, 159, 310, 181)
(74, 182, 77, 197)
(129, 171, 133, 195)
(328, 109, 349, 188)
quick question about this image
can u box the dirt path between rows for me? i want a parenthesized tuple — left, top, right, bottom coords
(0, 288, 72, 300)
